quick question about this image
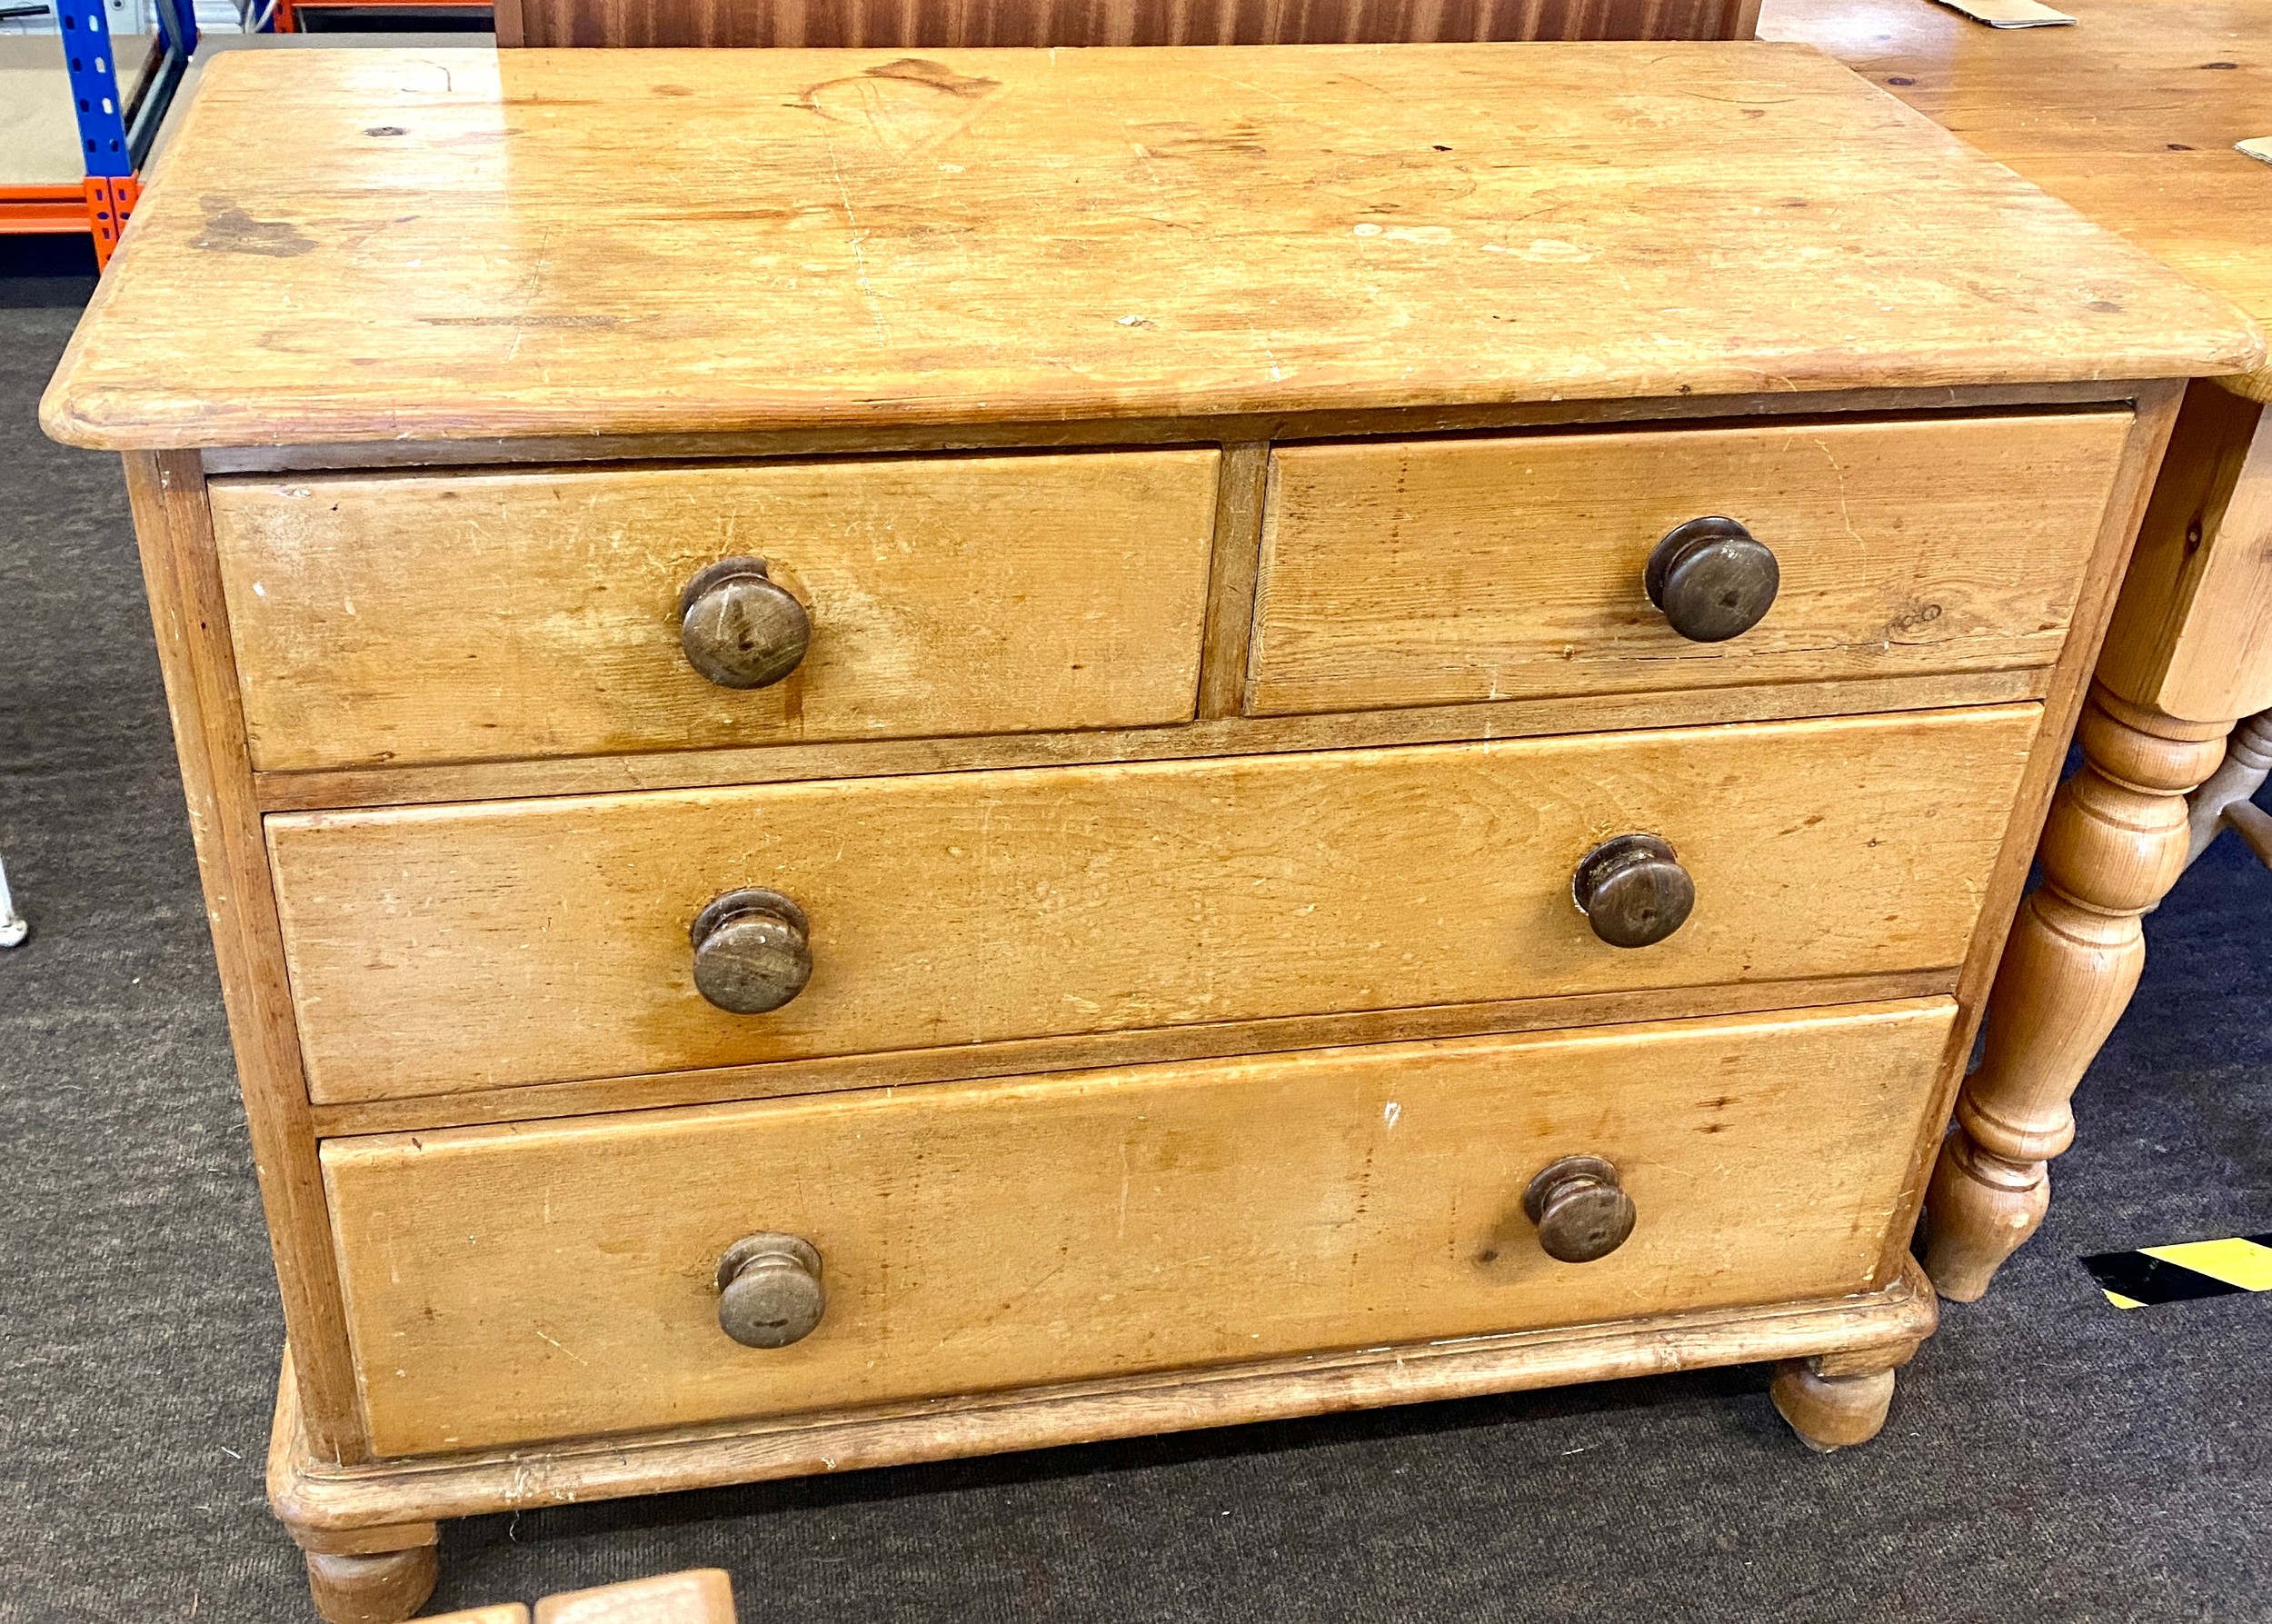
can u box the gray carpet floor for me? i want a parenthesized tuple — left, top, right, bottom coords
(4, 274, 2268, 1623)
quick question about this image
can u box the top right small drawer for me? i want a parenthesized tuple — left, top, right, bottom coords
(1244, 411, 2133, 717)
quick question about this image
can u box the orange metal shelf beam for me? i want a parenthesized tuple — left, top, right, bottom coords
(5, 179, 139, 261)
(0, 184, 95, 234)
(85, 174, 141, 264)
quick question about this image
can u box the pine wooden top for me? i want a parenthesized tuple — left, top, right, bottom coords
(1761, 0, 2272, 399)
(41, 42, 2263, 450)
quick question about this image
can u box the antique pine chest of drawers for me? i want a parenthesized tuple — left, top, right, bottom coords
(41, 41, 2262, 1622)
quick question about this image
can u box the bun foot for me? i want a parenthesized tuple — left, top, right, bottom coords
(304, 1542, 439, 1624)
(1770, 1360, 1898, 1454)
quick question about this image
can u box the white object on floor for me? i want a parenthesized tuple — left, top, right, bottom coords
(2239, 138, 2272, 167)
(1928, 0, 2077, 27)
(0, 853, 27, 949)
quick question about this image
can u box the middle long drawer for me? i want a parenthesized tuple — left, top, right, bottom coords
(267, 706, 2038, 1104)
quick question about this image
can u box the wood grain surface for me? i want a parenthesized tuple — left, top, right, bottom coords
(502, 0, 1759, 48)
(2095, 382, 2272, 720)
(40, 45, 2258, 450)
(270, 1262, 1938, 1529)
(304, 970, 1955, 1137)
(1759, 0, 2272, 398)
(266, 708, 2038, 1102)
(1248, 411, 2131, 714)
(120, 453, 371, 1465)
(319, 999, 1956, 1456)
(208, 450, 1219, 772)
(1865, 378, 2185, 1286)
(1197, 441, 1271, 720)
(190, 378, 2157, 477)
(1926, 684, 2227, 1298)
(533, 1571, 735, 1624)
(249, 667, 2051, 815)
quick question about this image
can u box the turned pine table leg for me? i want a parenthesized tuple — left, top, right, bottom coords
(2187, 712, 2272, 862)
(1923, 684, 2230, 1300)
(1926, 383, 2272, 1300)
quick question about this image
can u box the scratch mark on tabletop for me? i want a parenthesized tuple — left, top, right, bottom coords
(824, 133, 893, 343)
(506, 224, 562, 362)
(533, 1329, 589, 1365)
(1127, 136, 1167, 194)
(1809, 435, 1865, 548)
(1200, 69, 1295, 109)
(1245, 315, 1287, 382)
(419, 314, 618, 328)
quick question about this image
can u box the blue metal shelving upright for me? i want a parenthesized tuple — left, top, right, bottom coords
(56, 0, 198, 263)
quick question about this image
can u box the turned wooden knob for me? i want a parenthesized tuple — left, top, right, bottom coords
(1572, 833, 1694, 948)
(1645, 517, 1779, 642)
(678, 556, 811, 689)
(691, 889, 812, 1014)
(1522, 1155, 1637, 1263)
(715, 1232, 824, 1348)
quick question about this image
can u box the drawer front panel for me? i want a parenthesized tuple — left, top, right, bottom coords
(1247, 412, 2132, 716)
(324, 1000, 1958, 1456)
(270, 708, 2037, 1103)
(210, 450, 1221, 772)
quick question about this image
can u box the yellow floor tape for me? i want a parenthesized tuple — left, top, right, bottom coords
(2084, 1232, 2272, 1309)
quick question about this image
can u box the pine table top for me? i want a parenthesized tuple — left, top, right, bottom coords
(1761, 0, 2272, 399)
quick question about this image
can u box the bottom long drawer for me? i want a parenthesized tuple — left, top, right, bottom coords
(323, 998, 1957, 1458)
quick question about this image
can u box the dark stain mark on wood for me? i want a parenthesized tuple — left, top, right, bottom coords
(194, 195, 318, 258)
(1887, 601, 1945, 637)
(1131, 119, 1270, 160)
(800, 56, 999, 121)
(798, 57, 1001, 138)
(865, 58, 1000, 98)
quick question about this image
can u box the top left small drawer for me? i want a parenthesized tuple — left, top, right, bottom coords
(207, 449, 1222, 772)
